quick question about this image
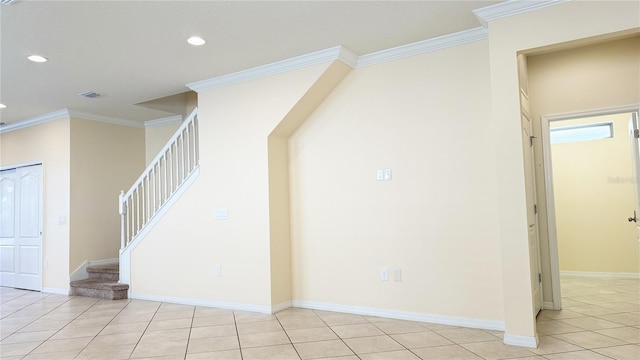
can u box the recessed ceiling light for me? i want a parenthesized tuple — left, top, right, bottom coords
(187, 36, 206, 46)
(0, 103, 6, 109)
(28, 55, 48, 63)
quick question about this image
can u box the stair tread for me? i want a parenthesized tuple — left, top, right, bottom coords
(70, 279, 129, 291)
(86, 264, 119, 273)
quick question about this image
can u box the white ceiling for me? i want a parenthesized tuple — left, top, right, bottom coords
(0, 0, 502, 126)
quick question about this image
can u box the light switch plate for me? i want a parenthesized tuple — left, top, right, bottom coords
(214, 208, 229, 220)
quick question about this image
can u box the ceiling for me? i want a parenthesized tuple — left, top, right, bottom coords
(0, 0, 502, 126)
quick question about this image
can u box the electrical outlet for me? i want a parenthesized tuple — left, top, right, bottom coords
(376, 169, 384, 181)
(380, 267, 388, 281)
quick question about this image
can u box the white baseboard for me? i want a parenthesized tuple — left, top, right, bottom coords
(560, 271, 640, 279)
(272, 301, 292, 313)
(292, 300, 504, 331)
(130, 292, 288, 314)
(69, 258, 119, 282)
(504, 333, 538, 348)
(543, 301, 558, 310)
(42, 287, 70, 295)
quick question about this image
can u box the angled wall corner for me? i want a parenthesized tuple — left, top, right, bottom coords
(268, 60, 354, 307)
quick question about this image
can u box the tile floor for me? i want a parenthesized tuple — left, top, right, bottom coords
(0, 276, 638, 359)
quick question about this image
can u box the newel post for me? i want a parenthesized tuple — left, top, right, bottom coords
(119, 190, 126, 250)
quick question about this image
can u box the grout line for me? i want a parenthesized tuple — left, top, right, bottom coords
(182, 306, 196, 360)
(313, 311, 363, 360)
(15, 294, 102, 358)
(274, 310, 303, 360)
(126, 299, 163, 359)
(232, 310, 245, 360)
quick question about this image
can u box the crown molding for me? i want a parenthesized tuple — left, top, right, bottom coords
(473, 0, 571, 28)
(144, 115, 183, 128)
(0, 109, 69, 134)
(68, 110, 144, 128)
(0, 108, 148, 134)
(187, 45, 358, 92)
(356, 27, 488, 68)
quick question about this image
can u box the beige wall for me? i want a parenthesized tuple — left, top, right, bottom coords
(289, 40, 505, 321)
(130, 61, 340, 308)
(69, 118, 145, 273)
(143, 90, 197, 165)
(528, 35, 640, 302)
(145, 122, 181, 165)
(550, 113, 638, 274)
(0, 119, 71, 291)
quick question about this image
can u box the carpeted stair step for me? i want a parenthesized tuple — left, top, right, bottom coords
(87, 264, 120, 281)
(70, 279, 129, 300)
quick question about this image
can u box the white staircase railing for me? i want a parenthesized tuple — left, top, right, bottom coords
(119, 107, 199, 250)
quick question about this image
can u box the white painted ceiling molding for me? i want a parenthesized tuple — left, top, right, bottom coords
(67, 110, 144, 128)
(356, 27, 488, 68)
(473, 0, 571, 27)
(0, 108, 148, 134)
(187, 45, 358, 92)
(0, 109, 69, 134)
(144, 115, 183, 128)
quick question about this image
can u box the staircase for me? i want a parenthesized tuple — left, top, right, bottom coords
(70, 263, 129, 300)
(118, 107, 200, 286)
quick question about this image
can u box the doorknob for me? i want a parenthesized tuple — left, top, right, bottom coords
(628, 211, 637, 223)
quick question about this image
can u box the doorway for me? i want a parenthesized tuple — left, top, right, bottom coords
(541, 108, 640, 308)
(0, 164, 43, 291)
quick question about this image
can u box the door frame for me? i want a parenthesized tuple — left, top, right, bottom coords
(0, 161, 44, 291)
(540, 104, 640, 310)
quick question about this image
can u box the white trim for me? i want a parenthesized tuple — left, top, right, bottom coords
(68, 110, 143, 128)
(130, 292, 281, 314)
(292, 300, 504, 331)
(0, 108, 146, 134)
(70, 258, 119, 282)
(272, 301, 292, 313)
(473, 0, 571, 28)
(119, 166, 200, 286)
(543, 301, 557, 310)
(0, 161, 43, 172)
(540, 114, 563, 311)
(187, 46, 357, 92)
(504, 333, 539, 348)
(541, 104, 640, 313)
(42, 287, 70, 296)
(544, 104, 640, 123)
(0, 109, 69, 134)
(144, 115, 183, 128)
(561, 271, 640, 279)
(356, 27, 488, 68)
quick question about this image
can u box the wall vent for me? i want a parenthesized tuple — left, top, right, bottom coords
(78, 91, 101, 99)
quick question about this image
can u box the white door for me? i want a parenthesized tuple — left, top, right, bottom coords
(0, 165, 43, 291)
(628, 114, 640, 249)
(523, 116, 543, 315)
(520, 91, 543, 316)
